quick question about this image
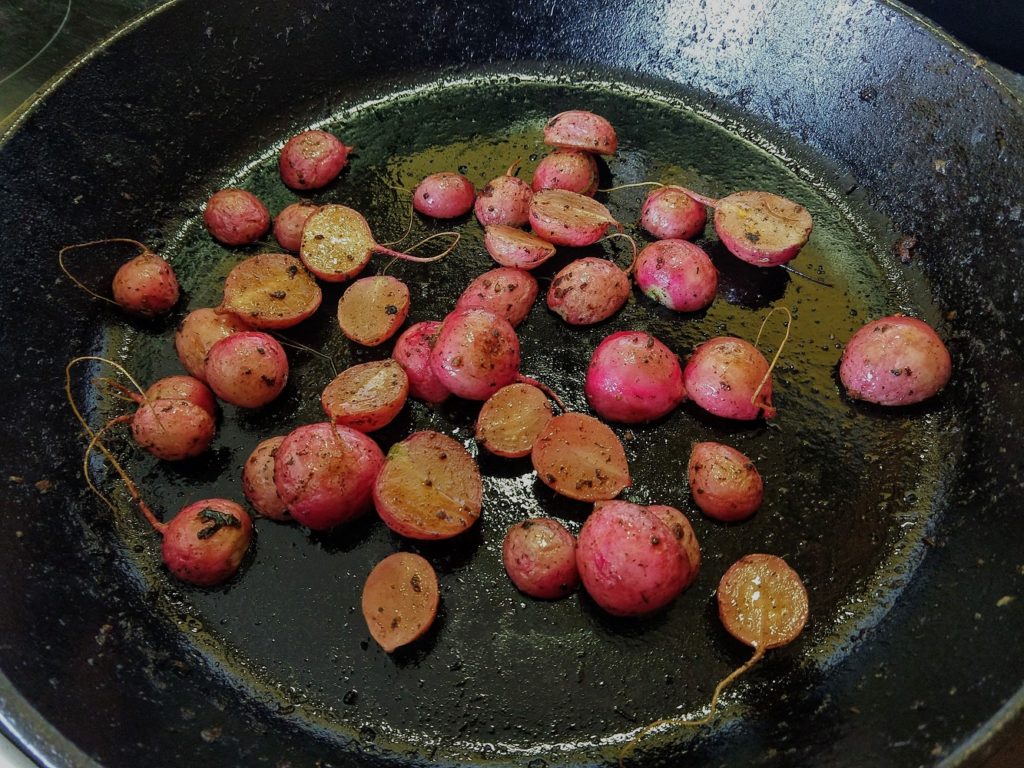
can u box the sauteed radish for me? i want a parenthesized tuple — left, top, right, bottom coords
(203, 188, 271, 246)
(174, 308, 254, 382)
(413, 172, 476, 219)
(392, 321, 451, 404)
(429, 307, 521, 401)
(633, 239, 717, 313)
(547, 256, 631, 326)
(641, 185, 707, 241)
(337, 275, 411, 346)
(204, 331, 289, 408)
(161, 499, 254, 586)
(59, 239, 179, 318)
(474, 162, 532, 227)
(688, 441, 764, 522)
(475, 382, 554, 458)
(584, 331, 685, 423)
(531, 412, 630, 502)
(454, 267, 538, 328)
(361, 552, 440, 653)
(502, 518, 579, 599)
(321, 359, 409, 433)
(242, 436, 289, 521)
(278, 129, 352, 191)
(529, 189, 620, 247)
(483, 225, 557, 270)
(543, 110, 618, 154)
(273, 201, 319, 252)
(531, 149, 599, 196)
(219, 253, 322, 329)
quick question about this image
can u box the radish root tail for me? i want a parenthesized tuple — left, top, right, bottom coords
(515, 373, 567, 412)
(272, 333, 339, 377)
(617, 645, 767, 768)
(751, 306, 792, 415)
(597, 181, 664, 194)
(780, 263, 834, 288)
(677, 187, 720, 209)
(378, 201, 417, 248)
(376, 231, 461, 264)
(602, 232, 639, 275)
(58, 238, 150, 306)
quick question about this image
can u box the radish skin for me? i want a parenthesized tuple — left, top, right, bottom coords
(633, 239, 717, 313)
(683, 336, 775, 420)
(429, 308, 521, 401)
(584, 331, 685, 423)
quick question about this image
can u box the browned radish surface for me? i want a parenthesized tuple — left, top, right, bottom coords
(475, 383, 553, 458)
(717, 553, 809, 650)
(337, 275, 410, 346)
(373, 431, 482, 540)
(713, 191, 812, 267)
(220, 253, 322, 329)
(361, 552, 440, 653)
(321, 359, 409, 433)
(531, 412, 630, 501)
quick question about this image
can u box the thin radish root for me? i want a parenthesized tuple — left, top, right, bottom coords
(751, 306, 793, 413)
(597, 181, 664, 194)
(600, 232, 639, 275)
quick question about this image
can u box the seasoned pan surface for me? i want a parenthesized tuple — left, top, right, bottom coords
(0, 2, 1021, 767)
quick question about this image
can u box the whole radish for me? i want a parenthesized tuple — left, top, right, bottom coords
(130, 398, 216, 461)
(413, 172, 476, 219)
(688, 441, 764, 522)
(278, 130, 352, 190)
(576, 500, 690, 617)
(455, 267, 539, 328)
(503, 518, 579, 599)
(547, 257, 630, 326)
(143, 375, 216, 416)
(543, 110, 618, 155)
(174, 307, 254, 382)
(683, 336, 775, 420)
(633, 239, 717, 313)
(429, 308, 521, 401)
(112, 251, 180, 317)
(273, 201, 319, 252)
(274, 422, 385, 530)
(839, 315, 952, 406)
(474, 163, 532, 227)
(585, 331, 685, 423)
(392, 321, 451, 404)
(529, 189, 620, 247)
(641, 186, 707, 241)
(483, 225, 557, 271)
(204, 331, 289, 408)
(531, 150, 599, 196)
(204, 188, 271, 246)
(161, 499, 253, 586)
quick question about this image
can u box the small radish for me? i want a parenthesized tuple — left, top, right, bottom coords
(688, 441, 764, 522)
(503, 518, 579, 599)
(300, 203, 457, 283)
(203, 188, 271, 246)
(483, 225, 557, 271)
(476, 382, 554, 458)
(278, 130, 352, 190)
(529, 189, 620, 247)
(676, 187, 813, 267)
(59, 239, 179, 318)
(620, 554, 808, 762)
(142, 375, 216, 416)
(547, 256, 630, 326)
(160, 499, 254, 586)
(531, 412, 630, 502)
(683, 336, 775, 420)
(413, 172, 476, 219)
(219, 253, 322, 329)
(584, 331, 685, 423)
(641, 185, 707, 241)
(131, 398, 216, 461)
(454, 267, 538, 328)
(174, 307, 254, 382)
(839, 315, 952, 406)
(633, 239, 717, 313)
(474, 162, 532, 227)
(242, 436, 290, 521)
(337, 275, 411, 346)
(647, 504, 701, 586)
(273, 201, 319, 252)
(576, 500, 690, 617)
(204, 331, 289, 408)
(543, 110, 618, 155)
(321, 359, 409, 433)
(429, 308, 521, 401)
(531, 150, 599, 196)
(392, 321, 450, 404)
(373, 431, 482, 540)
(274, 422, 385, 530)
(362, 552, 440, 653)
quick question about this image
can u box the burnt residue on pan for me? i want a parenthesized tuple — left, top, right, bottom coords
(82, 77, 956, 765)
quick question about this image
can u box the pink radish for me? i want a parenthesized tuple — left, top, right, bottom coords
(483, 225, 557, 270)
(130, 398, 216, 461)
(174, 307, 254, 382)
(273, 201, 319, 252)
(676, 187, 813, 267)
(59, 239, 179, 318)
(321, 359, 409, 433)
(142, 375, 216, 416)
(474, 163, 532, 227)
(647, 504, 701, 586)
(688, 441, 764, 522)
(683, 336, 775, 420)
(413, 172, 476, 219)
(476, 382, 554, 458)
(204, 331, 289, 408)
(641, 185, 707, 241)
(242, 436, 290, 521)
(547, 256, 630, 326)
(529, 189, 620, 247)
(392, 321, 450, 404)
(337, 275, 411, 346)
(274, 422, 385, 530)
(633, 239, 717, 312)
(300, 203, 456, 282)
(203, 188, 271, 246)
(278, 130, 352, 191)
(429, 308, 521, 401)
(584, 331, 685, 423)
(543, 110, 618, 155)
(576, 500, 690, 617)
(219, 253, 322, 330)
(839, 315, 952, 406)
(503, 518, 579, 599)
(160, 499, 253, 586)
(454, 267, 538, 328)
(531, 150, 599, 196)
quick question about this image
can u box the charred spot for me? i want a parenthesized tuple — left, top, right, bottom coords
(410, 574, 422, 593)
(268, 290, 287, 300)
(287, 264, 299, 277)
(390, 617, 400, 630)
(256, 346, 267, 355)
(650, 536, 660, 546)
(438, 452, 448, 460)
(521, 520, 534, 529)
(261, 375, 277, 386)
(545, 473, 557, 484)
(744, 231, 761, 243)
(385, 304, 398, 315)
(424, 478, 433, 487)
(314, 234, 325, 241)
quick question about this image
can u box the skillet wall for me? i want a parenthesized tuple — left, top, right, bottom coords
(0, 0, 1022, 766)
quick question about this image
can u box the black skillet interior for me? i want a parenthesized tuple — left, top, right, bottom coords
(0, 1, 1022, 767)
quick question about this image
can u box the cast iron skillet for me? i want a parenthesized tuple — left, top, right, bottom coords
(0, 0, 1022, 766)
